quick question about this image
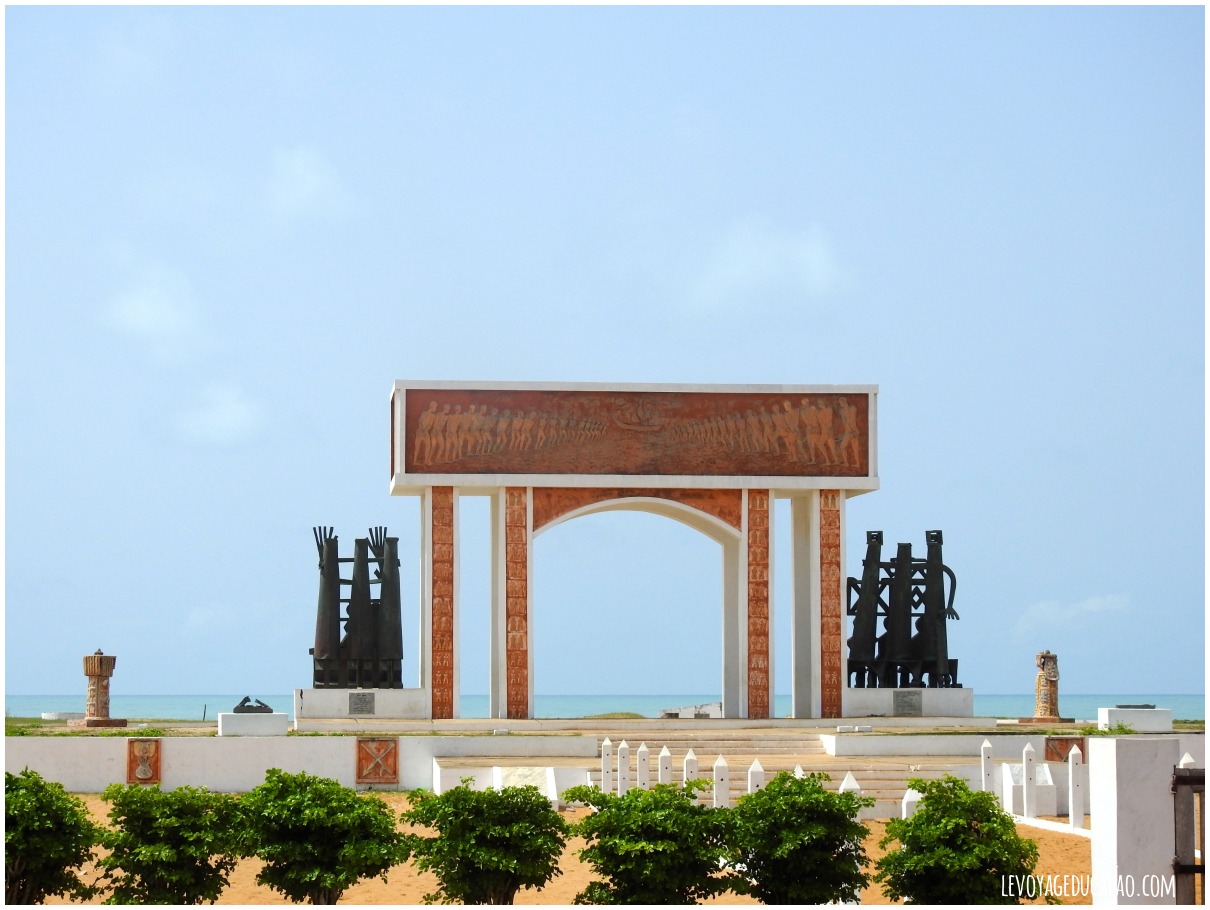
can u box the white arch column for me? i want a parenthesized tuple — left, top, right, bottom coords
(722, 531, 745, 718)
(787, 489, 846, 719)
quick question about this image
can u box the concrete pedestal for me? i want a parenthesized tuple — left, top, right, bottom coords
(842, 686, 974, 718)
(67, 717, 127, 728)
(294, 688, 429, 722)
(217, 713, 289, 736)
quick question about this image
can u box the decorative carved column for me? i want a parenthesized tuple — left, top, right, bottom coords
(819, 490, 844, 717)
(71, 650, 127, 728)
(504, 487, 530, 719)
(746, 490, 771, 719)
(430, 486, 455, 719)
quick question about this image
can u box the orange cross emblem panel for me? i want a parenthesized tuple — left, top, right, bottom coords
(356, 737, 399, 784)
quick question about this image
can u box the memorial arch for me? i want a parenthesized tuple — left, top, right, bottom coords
(390, 381, 878, 720)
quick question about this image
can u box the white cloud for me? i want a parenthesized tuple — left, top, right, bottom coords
(262, 146, 354, 225)
(1012, 594, 1129, 638)
(103, 260, 205, 365)
(174, 382, 263, 446)
(686, 220, 845, 312)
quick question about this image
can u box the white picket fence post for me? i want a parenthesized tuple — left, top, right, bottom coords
(839, 770, 862, 794)
(617, 741, 631, 796)
(747, 759, 765, 794)
(658, 746, 673, 785)
(600, 737, 614, 795)
(793, 764, 805, 779)
(682, 748, 698, 787)
(1068, 744, 1084, 830)
(636, 743, 650, 790)
(1022, 743, 1037, 819)
(901, 787, 922, 818)
(980, 738, 994, 792)
(713, 755, 730, 808)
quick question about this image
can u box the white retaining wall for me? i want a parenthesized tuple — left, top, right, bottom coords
(6, 734, 596, 793)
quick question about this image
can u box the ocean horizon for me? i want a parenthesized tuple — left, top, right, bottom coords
(6, 692, 1204, 723)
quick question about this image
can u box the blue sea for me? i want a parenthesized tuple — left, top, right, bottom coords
(5, 692, 1204, 722)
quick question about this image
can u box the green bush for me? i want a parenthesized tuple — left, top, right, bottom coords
(563, 781, 731, 904)
(98, 783, 243, 904)
(874, 775, 1048, 905)
(5, 769, 101, 904)
(239, 769, 406, 904)
(726, 771, 872, 904)
(400, 782, 568, 904)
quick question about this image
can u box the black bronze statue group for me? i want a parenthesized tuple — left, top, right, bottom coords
(846, 529, 961, 690)
(306, 524, 960, 695)
(309, 526, 404, 689)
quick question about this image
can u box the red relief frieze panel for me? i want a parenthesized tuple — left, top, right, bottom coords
(819, 490, 843, 718)
(747, 490, 771, 719)
(505, 487, 530, 719)
(532, 487, 743, 532)
(405, 389, 870, 478)
(430, 487, 455, 719)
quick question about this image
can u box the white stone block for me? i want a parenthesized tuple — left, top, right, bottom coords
(1098, 707, 1173, 733)
(1000, 763, 1024, 815)
(1033, 763, 1058, 817)
(217, 713, 289, 736)
(1090, 736, 1181, 904)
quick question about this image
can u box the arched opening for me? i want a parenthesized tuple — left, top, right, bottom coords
(532, 505, 727, 717)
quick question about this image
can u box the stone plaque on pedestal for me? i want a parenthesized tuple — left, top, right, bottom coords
(349, 692, 376, 715)
(893, 690, 923, 717)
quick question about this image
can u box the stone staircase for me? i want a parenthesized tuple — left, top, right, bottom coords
(575, 730, 971, 818)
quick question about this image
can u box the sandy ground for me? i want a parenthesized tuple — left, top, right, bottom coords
(47, 792, 1091, 905)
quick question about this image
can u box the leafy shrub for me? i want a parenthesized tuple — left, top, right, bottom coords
(1080, 721, 1137, 736)
(874, 775, 1047, 905)
(239, 769, 405, 904)
(563, 781, 730, 904)
(98, 783, 243, 904)
(400, 782, 568, 904)
(726, 771, 873, 904)
(5, 769, 101, 904)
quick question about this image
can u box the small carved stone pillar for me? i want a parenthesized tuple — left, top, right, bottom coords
(1033, 650, 1060, 720)
(71, 649, 127, 728)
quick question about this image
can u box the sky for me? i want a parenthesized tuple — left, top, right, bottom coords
(5, 6, 1205, 705)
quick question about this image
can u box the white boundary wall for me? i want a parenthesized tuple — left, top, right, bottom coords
(5, 734, 597, 793)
